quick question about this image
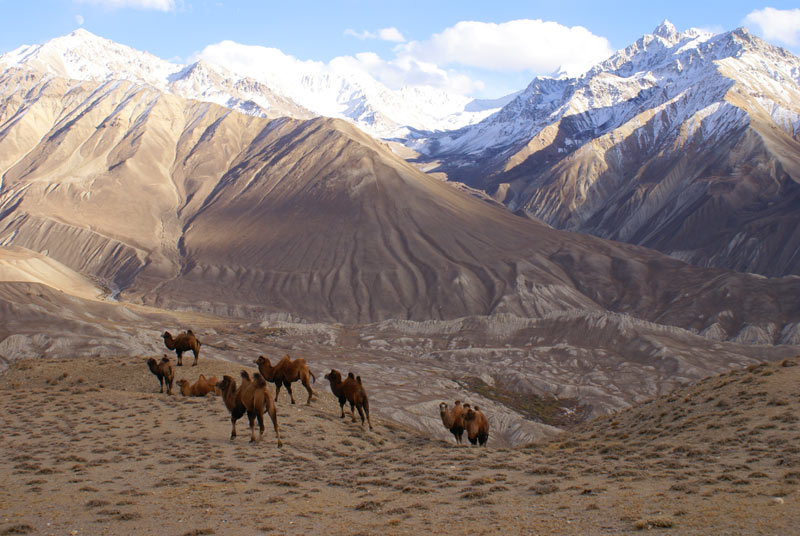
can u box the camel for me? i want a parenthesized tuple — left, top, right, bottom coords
(324, 369, 372, 430)
(216, 371, 282, 447)
(177, 374, 219, 397)
(463, 404, 489, 446)
(255, 354, 316, 405)
(161, 330, 201, 366)
(146, 355, 174, 395)
(439, 400, 466, 444)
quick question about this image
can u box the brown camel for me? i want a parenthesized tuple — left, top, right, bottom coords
(217, 371, 282, 447)
(177, 374, 219, 397)
(146, 355, 174, 395)
(324, 369, 372, 430)
(439, 400, 466, 444)
(161, 330, 201, 366)
(256, 354, 316, 405)
(463, 404, 489, 446)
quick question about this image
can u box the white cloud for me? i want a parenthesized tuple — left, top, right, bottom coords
(76, 0, 177, 11)
(398, 19, 613, 75)
(744, 7, 800, 46)
(201, 18, 614, 98)
(345, 27, 406, 43)
(378, 27, 405, 43)
(330, 53, 483, 95)
(344, 29, 376, 40)
(76, 14, 85, 25)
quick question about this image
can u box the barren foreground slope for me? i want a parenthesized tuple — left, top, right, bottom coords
(1, 355, 797, 535)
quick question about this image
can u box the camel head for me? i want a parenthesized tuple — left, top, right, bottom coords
(324, 369, 342, 384)
(464, 406, 477, 421)
(217, 375, 235, 393)
(256, 355, 270, 368)
(439, 402, 449, 415)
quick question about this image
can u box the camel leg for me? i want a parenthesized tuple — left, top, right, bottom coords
(230, 416, 237, 440)
(267, 403, 282, 447)
(350, 402, 357, 423)
(365, 407, 373, 431)
(248, 412, 257, 443)
(192, 349, 198, 366)
(166, 378, 173, 396)
(339, 401, 346, 419)
(303, 376, 314, 405)
(274, 382, 282, 403)
(356, 405, 366, 426)
(284, 382, 296, 405)
(176, 350, 183, 366)
(159, 377, 164, 393)
(256, 411, 265, 441)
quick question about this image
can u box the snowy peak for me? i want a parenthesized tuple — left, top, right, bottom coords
(652, 20, 679, 42)
(0, 30, 503, 138)
(8, 28, 179, 88)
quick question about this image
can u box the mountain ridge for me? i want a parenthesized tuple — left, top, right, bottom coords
(411, 23, 800, 277)
(0, 28, 501, 137)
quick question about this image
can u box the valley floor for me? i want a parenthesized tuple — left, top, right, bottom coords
(1, 355, 798, 535)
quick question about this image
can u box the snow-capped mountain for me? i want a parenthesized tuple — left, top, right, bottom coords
(0, 29, 502, 137)
(414, 21, 800, 277)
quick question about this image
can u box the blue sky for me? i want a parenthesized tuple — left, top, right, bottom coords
(1, 1, 799, 98)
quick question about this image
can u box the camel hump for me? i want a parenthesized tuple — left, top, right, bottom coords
(253, 373, 267, 387)
(347, 372, 355, 379)
(187, 329, 194, 335)
(356, 375, 362, 385)
(240, 370, 251, 381)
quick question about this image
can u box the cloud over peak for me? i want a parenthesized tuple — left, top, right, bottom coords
(398, 19, 613, 76)
(744, 7, 800, 46)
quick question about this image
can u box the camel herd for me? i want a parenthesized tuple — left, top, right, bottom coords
(150, 328, 489, 447)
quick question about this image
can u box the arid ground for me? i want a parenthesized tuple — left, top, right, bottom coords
(1, 354, 798, 535)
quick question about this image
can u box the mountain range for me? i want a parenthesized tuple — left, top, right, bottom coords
(1, 22, 799, 442)
(3, 22, 796, 278)
(412, 22, 800, 276)
(0, 28, 504, 138)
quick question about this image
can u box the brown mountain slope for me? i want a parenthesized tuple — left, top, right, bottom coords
(0, 69, 799, 341)
(0, 354, 797, 535)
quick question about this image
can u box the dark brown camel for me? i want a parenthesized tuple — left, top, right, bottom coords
(161, 329, 201, 366)
(216, 371, 282, 447)
(324, 369, 372, 430)
(146, 355, 174, 395)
